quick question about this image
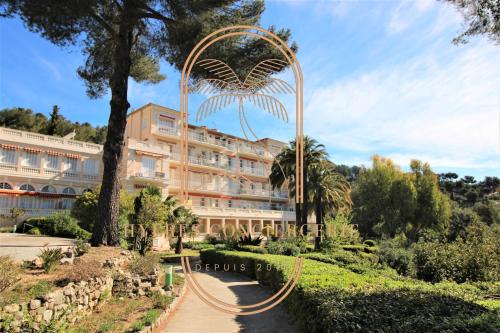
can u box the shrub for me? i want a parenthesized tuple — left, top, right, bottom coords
(150, 290, 174, 309)
(74, 238, 90, 256)
(128, 253, 159, 276)
(239, 245, 268, 254)
(363, 239, 376, 247)
(413, 223, 500, 283)
(25, 213, 91, 239)
(214, 244, 226, 250)
(200, 250, 500, 333)
(238, 234, 263, 246)
(39, 247, 64, 273)
(267, 241, 300, 256)
(27, 227, 41, 235)
(0, 256, 21, 292)
(378, 235, 412, 276)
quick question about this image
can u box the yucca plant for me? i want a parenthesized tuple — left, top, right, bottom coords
(238, 234, 263, 246)
(39, 247, 64, 273)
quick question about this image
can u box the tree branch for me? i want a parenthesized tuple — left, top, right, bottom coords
(136, 4, 173, 24)
(90, 11, 117, 39)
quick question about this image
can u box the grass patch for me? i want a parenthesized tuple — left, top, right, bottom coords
(0, 280, 53, 307)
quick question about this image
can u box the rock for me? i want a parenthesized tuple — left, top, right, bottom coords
(43, 309, 53, 322)
(60, 257, 74, 265)
(3, 304, 20, 313)
(138, 289, 146, 296)
(30, 299, 41, 310)
(32, 257, 43, 269)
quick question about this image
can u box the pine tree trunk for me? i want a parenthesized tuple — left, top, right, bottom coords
(91, 9, 134, 246)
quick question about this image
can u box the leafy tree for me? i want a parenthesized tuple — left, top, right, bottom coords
(0, 107, 48, 132)
(352, 156, 451, 241)
(1, 0, 296, 246)
(443, 0, 500, 44)
(270, 136, 328, 229)
(133, 187, 167, 254)
(448, 205, 481, 241)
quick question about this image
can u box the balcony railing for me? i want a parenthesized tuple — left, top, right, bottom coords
(0, 127, 102, 152)
(191, 205, 296, 220)
(133, 171, 168, 180)
(0, 162, 100, 182)
(0, 208, 70, 217)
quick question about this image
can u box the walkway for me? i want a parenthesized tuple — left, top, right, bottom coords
(0, 233, 75, 261)
(162, 262, 298, 333)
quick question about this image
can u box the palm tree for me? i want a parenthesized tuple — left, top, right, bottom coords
(163, 195, 199, 254)
(191, 58, 294, 140)
(269, 136, 328, 230)
(309, 162, 352, 249)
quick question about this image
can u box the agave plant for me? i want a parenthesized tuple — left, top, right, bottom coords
(190, 58, 295, 140)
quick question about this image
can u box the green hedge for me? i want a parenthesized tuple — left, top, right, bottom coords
(200, 250, 500, 332)
(24, 213, 91, 239)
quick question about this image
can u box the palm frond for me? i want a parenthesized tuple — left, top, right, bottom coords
(196, 59, 241, 86)
(250, 78, 295, 94)
(244, 94, 289, 122)
(196, 94, 239, 122)
(243, 59, 289, 89)
(190, 79, 236, 94)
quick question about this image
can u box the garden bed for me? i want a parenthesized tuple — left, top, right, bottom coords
(201, 249, 500, 332)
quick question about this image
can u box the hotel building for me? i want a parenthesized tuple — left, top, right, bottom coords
(0, 103, 295, 234)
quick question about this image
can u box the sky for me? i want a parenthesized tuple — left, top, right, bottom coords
(0, 0, 499, 179)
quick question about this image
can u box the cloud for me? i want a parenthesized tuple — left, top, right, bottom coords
(35, 55, 62, 81)
(304, 40, 500, 171)
(387, 0, 435, 35)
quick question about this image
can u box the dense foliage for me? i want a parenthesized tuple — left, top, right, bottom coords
(23, 212, 91, 240)
(0, 106, 107, 144)
(201, 250, 500, 333)
(352, 156, 451, 240)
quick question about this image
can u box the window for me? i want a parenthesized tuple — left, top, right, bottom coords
(65, 157, 78, 172)
(82, 159, 98, 175)
(40, 198, 56, 209)
(240, 159, 243, 168)
(62, 187, 76, 195)
(46, 155, 59, 170)
(141, 157, 156, 176)
(0, 182, 13, 190)
(159, 115, 175, 128)
(61, 198, 74, 209)
(200, 198, 205, 207)
(0, 148, 16, 165)
(41, 185, 56, 193)
(20, 197, 35, 209)
(250, 161, 255, 169)
(20, 184, 35, 192)
(228, 157, 232, 167)
(0, 196, 10, 208)
(228, 200, 232, 208)
(23, 152, 38, 167)
(213, 199, 219, 208)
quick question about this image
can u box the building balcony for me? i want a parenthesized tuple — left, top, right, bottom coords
(131, 171, 169, 183)
(0, 162, 100, 183)
(127, 138, 170, 156)
(0, 127, 102, 154)
(0, 208, 70, 219)
(191, 205, 296, 220)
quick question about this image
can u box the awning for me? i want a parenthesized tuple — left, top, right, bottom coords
(23, 147, 42, 153)
(0, 143, 18, 150)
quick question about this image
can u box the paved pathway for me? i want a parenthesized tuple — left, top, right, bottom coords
(0, 233, 75, 261)
(162, 263, 298, 333)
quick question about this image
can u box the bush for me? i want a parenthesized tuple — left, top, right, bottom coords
(27, 227, 41, 235)
(267, 241, 300, 256)
(39, 247, 64, 273)
(378, 235, 412, 276)
(74, 238, 90, 256)
(238, 234, 263, 246)
(214, 244, 226, 250)
(413, 223, 500, 283)
(0, 256, 21, 292)
(200, 249, 500, 333)
(128, 253, 159, 276)
(363, 239, 376, 247)
(25, 213, 91, 239)
(239, 245, 268, 254)
(150, 290, 174, 309)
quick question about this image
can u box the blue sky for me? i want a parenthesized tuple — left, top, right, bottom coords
(0, 0, 499, 179)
